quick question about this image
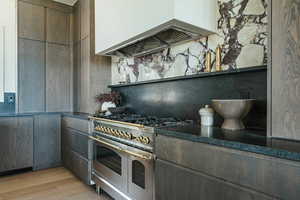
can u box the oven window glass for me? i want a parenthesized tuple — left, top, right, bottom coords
(96, 145, 122, 175)
(132, 160, 145, 189)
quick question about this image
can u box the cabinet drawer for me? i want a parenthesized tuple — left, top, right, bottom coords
(70, 150, 91, 185)
(62, 128, 89, 159)
(62, 117, 89, 133)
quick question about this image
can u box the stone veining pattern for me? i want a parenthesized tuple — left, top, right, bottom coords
(112, 0, 268, 84)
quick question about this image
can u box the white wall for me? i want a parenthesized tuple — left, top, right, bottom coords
(0, 0, 17, 102)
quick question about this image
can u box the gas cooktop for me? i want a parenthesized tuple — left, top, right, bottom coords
(94, 113, 193, 128)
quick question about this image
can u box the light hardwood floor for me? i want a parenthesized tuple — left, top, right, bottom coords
(0, 167, 111, 200)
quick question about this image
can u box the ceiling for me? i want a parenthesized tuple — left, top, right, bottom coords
(52, 0, 78, 6)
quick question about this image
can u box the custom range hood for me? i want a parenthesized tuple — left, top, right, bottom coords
(95, 0, 217, 57)
(103, 20, 214, 57)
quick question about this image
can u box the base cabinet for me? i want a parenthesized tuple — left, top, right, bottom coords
(0, 117, 33, 173)
(62, 144, 90, 185)
(154, 135, 300, 200)
(61, 116, 91, 185)
(155, 159, 274, 200)
(33, 114, 61, 170)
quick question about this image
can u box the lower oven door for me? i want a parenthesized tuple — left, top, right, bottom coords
(91, 136, 154, 200)
(128, 155, 154, 200)
(93, 139, 128, 192)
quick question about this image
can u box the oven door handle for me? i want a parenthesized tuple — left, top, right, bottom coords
(89, 136, 153, 160)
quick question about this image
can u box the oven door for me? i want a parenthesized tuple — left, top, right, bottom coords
(93, 138, 127, 192)
(128, 156, 154, 200)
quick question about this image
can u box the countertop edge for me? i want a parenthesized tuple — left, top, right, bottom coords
(156, 128, 300, 162)
(0, 112, 91, 120)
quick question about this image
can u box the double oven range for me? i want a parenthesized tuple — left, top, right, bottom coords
(89, 114, 191, 200)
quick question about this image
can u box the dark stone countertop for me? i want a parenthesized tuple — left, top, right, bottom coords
(62, 112, 90, 120)
(156, 125, 300, 162)
(0, 112, 90, 120)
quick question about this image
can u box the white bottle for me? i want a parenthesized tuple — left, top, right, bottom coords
(199, 105, 214, 126)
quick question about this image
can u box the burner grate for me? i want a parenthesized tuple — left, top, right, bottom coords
(94, 113, 193, 127)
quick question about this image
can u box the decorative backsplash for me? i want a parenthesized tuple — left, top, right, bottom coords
(111, 0, 268, 85)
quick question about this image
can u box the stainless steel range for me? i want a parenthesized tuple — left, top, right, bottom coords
(89, 114, 191, 200)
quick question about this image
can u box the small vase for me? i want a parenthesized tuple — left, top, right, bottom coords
(101, 102, 116, 116)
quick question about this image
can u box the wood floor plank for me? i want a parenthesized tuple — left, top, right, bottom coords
(0, 168, 110, 200)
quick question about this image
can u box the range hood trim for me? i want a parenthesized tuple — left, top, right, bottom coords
(97, 19, 215, 57)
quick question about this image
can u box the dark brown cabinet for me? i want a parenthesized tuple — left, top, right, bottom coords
(0, 117, 34, 173)
(33, 114, 61, 170)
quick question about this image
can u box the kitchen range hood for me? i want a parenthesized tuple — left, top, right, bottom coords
(95, 0, 217, 57)
(104, 20, 214, 57)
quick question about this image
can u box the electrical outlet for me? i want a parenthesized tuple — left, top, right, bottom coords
(4, 93, 15, 105)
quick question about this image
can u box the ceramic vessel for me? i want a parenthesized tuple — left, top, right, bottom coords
(211, 99, 255, 131)
(101, 102, 116, 116)
(199, 105, 214, 126)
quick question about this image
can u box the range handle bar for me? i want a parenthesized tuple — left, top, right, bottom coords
(89, 136, 153, 160)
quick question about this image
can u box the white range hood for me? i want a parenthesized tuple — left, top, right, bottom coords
(95, 0, 217, 57)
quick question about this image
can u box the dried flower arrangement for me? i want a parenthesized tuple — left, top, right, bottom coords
(95, 91, 122, 106)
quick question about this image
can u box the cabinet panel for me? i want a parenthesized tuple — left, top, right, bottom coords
(70, 150, 90, 185)
(80, 0, 90, 39)
(61, 128, 90, 185)
(18, 1, 45, 41)
(155, 159, 274, 200)
(79, 36, 90, 113)
(156, 134, 300, 199)
(62, 116, 89, 133)
(271, 0, 300, 140)
(73, 42, 81, 111)
(46, 43, 71, 112)
(0, 117, 33, 173)
(73, 2, 81, 43)
(46, 8, 70, 45)
(18, 39, 45, 113)
(34, 114, 61, 170)
(64, 128, 89, 159)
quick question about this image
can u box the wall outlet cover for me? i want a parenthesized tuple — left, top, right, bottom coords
(4, 93, 15, 105)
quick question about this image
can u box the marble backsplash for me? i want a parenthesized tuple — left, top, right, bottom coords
(112, 0, 268, 85)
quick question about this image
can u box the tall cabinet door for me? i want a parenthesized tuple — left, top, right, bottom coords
(0, 117, 33, 173)
(271, 0, 300, 140)
(33, 114, 61, 170)
(46, 43, 71, 112)
(18, 39, 45, 113)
